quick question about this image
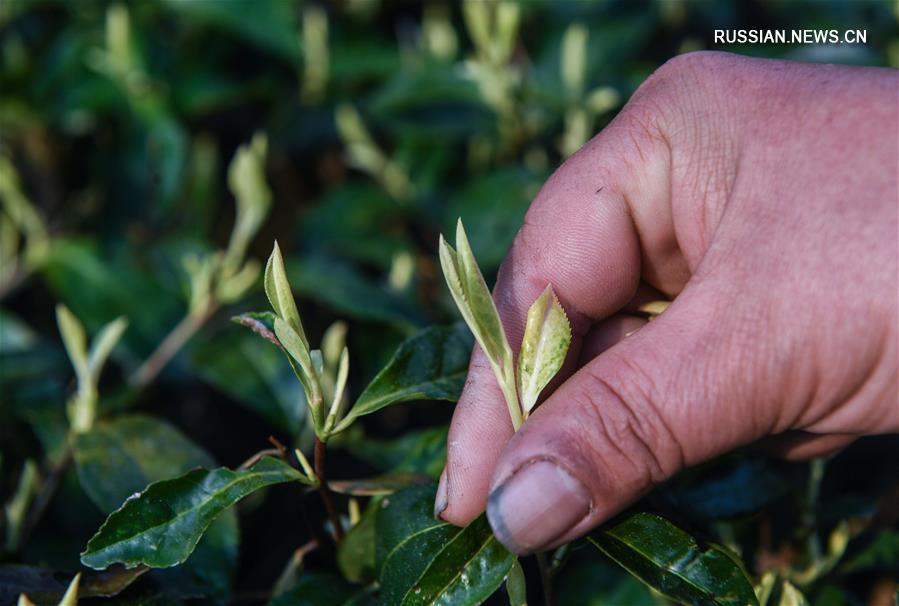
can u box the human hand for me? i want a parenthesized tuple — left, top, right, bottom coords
(434, 51, 898, 555)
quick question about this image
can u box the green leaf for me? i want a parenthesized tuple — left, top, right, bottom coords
(73, 414, 216, 513)
(444, 168, 542, 272)
(71, 414, 239, 603)
(517, 285, 571, 415)
(56, 304, 88, 378)
(443, 220, 511, 371)
(192, 324, 304, 434)
(557, 559, 667, 605)
(506, 559, 527, 606)
(340, 425, 447, 479)
(339, 323, 471, 430)
(267, 572, 375, 606)
(86, 316, 128, 380)
(265, 241, 307, 347)
(337, 498, 378, 584)
(378, 485, 515, 606)
(841, 528, 899, 573)
(588, 513, 758, 606)
(161, 0, 301, 63)
(287, 255, 425, 330)
(439, 220, 519, 428)
(274, 316, 323, 432)
(81, 457, 309, 570)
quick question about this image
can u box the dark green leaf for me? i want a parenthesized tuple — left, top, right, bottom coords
(298, 183, 413, 269)
(162, 0, 301, 62)
(340, 426, 447, 479)
(337, 498, 379, 584)
(841, 529, 899, 573)
(81, 457, 309, 570)
(268, 572, 375, 606)
(557, 559, 666, 606)
(654, 459, 790, 521)
(341, 323, 471, 427)
(377, 485, 515, 606)
(72, 414, 239, 603)
(444, 169, 542, 271)
(190, 326, 305, 434)
(287, 255, 425, 330)
(588, 513, 758, 606)
(73, 414, 215, 513)
(41, 239, 182, 363)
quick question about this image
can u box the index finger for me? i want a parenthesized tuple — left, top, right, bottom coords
(437, 107, 676, 525)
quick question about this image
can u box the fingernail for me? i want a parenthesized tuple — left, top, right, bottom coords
(434, 468, 448, 519)
(487, 460, 591, 554)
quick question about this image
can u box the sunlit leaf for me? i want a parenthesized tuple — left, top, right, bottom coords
(506, 558, 527, 606)
(517, 285, 571, 415)
(588, 513, 758, 606)
(86, 316, 128, 379)
(265, 242, 307, 347)
(81, 457, 310, 570)
(72, 414, 239, 602)
(340, 323, 471, 430)
(56, 304, 88, 378)
(377, 485, 514, 605)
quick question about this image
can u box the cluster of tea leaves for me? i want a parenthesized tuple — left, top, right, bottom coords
(2, 1, 898, 604)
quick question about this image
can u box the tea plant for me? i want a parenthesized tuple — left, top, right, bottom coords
(63, 231, 762, 606)
(3, 2, 897, 604)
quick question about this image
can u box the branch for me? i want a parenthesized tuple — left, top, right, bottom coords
(314, 437, 344, 543)
(129, 300, 217, 388)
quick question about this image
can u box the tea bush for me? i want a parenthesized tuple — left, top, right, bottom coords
(1, 1, 897, 604)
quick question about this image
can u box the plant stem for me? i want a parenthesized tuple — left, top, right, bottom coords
(129, 300, 217, 388)
(536, 551, 555, 606)
(314, 437, 344, 543)
(500, 363, 523, 430)
(804, 457, 827, 561)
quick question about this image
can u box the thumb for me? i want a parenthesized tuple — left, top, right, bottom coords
(485, 283, 777, 555)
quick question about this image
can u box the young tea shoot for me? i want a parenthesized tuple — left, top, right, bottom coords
(438, 219, 571, 430)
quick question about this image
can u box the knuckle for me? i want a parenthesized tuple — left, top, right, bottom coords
(575, 360, 685, 486)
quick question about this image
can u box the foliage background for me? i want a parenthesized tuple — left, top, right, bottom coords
(1, 0, 897, 604)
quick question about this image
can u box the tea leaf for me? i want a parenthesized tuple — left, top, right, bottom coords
(73, 414, 216, 513)
(56, 304, 88, 378)
(338, 497, 378, 583)
(588, 513, 758, 606)
(86, 316, 128, 380)
(506, 558, 527, 606)
(58, 574, 80, 606)
(72, 413, 241, 602)
(268, 572, 375, 606)
(339, 323, 471, 431)
(341, 426, 447, 479)
(265, 242, 307, 347)
(274, 316, 323, 431)
(517, 285, 570, 415)
(226, 133, 271, 265)
(194, 323, 304, 434)
(81, 457, 310, 570)
(378, 485, 514, 606)
(452, 220, 511, 369)
(439, 220, 520, 428)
